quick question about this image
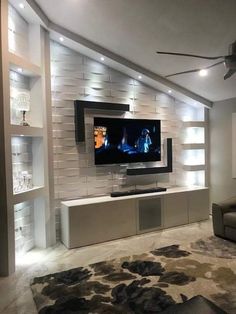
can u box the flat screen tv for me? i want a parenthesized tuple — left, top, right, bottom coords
(94, 117, 161, 165)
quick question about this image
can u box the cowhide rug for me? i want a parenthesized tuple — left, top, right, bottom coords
(31, 236, 236, 313)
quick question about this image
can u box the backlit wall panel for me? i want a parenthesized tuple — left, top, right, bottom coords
(50, 42, 206, 236)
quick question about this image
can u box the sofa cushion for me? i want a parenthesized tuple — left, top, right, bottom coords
(160, 295, 226, 314)
(224, 212, 236, 228)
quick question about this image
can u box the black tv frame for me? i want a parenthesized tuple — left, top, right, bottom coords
(74, 100, 173, 175)
(74, 100, 129, 143)
(126, 138, 172, 175)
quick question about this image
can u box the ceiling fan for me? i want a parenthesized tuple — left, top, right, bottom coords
(157, 41, 236, 80)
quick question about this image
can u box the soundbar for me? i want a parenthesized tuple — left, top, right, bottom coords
(110, 187, 167, 197)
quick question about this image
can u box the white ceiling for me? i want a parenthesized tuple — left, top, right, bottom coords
(35, 0, 236, 102)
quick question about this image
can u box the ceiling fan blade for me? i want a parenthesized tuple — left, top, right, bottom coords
(224, 69, 236, 80)
(166, 61, 224, 78)
(166, 68, 200, 78)
(157, 51, 224, 60)
(206, 60, 225, 68)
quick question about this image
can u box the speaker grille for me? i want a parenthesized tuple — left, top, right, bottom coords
(138, 198, 162, 231)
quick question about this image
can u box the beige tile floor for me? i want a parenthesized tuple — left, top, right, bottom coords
(0, 219, 213, 314)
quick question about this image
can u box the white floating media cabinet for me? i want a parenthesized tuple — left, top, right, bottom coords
(61, 186, 209, 249)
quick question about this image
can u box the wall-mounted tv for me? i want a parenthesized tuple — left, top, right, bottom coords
(94, 117, 161, 165)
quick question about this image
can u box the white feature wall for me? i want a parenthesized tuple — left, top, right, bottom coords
(50, 41, 207, 238)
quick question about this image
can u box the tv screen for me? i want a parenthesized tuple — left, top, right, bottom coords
(94, 117, 161, 165)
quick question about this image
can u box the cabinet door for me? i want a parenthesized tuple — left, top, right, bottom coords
(69, 199, 136, 248)
(164, 192, 188, 228)
(188, 189, 209, 223)
(137, 197, 163, 234)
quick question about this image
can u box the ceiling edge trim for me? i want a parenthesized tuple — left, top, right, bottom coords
(26, 0, 213, 109)
(26, 0, 49, 26)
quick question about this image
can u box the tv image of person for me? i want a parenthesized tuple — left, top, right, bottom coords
(136, 128, 152, 153)
(118, 127, 135, 153)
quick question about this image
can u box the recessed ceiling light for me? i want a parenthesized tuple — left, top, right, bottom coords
(17, 68, 23, 73)
(59, 37, 64, 42)
(19, 3, 25, 9)
(100, 57, 105, 61)
(199, 69, 208, 77)
(138, 75, 142, 79)
(168, 90, 172, 94)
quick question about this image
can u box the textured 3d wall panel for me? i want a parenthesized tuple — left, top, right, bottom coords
(50, 41, 195, 235)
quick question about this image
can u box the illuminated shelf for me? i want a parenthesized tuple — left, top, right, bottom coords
(9, 52, 41, 77)
(183, 165, 206, 171)
(182, 143, 205, 150)
(13, 186, 45, 205)
(11, 125, 43, 137)
(183, 121, 205, 128)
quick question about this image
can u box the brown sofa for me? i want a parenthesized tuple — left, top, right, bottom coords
(212, 196, 236, 241)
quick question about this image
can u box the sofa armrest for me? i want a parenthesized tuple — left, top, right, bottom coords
(212, 204, 225, 237)
(216, 196, 236, 213)
(212, 198, 236, 237)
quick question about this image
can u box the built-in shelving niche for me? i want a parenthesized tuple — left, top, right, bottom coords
(182, 149, 205, 167)
(185, 170, 206, 187)
(14, 195, 47, 258)
(183, 126, 206, 186)
(9, 3, 43, 128)
(14, 200, 34, 257)
(183, 126, 205, 144)
(9, 68, 43, 128)
(11, 136, 44, 196)
(2, 1, 55, 272)
(178, 102, 207, 187)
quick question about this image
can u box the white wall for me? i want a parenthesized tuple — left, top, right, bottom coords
(210, 97, 236, 203)
(50, 41, 207, 238)
(51, 42, 182, 201)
